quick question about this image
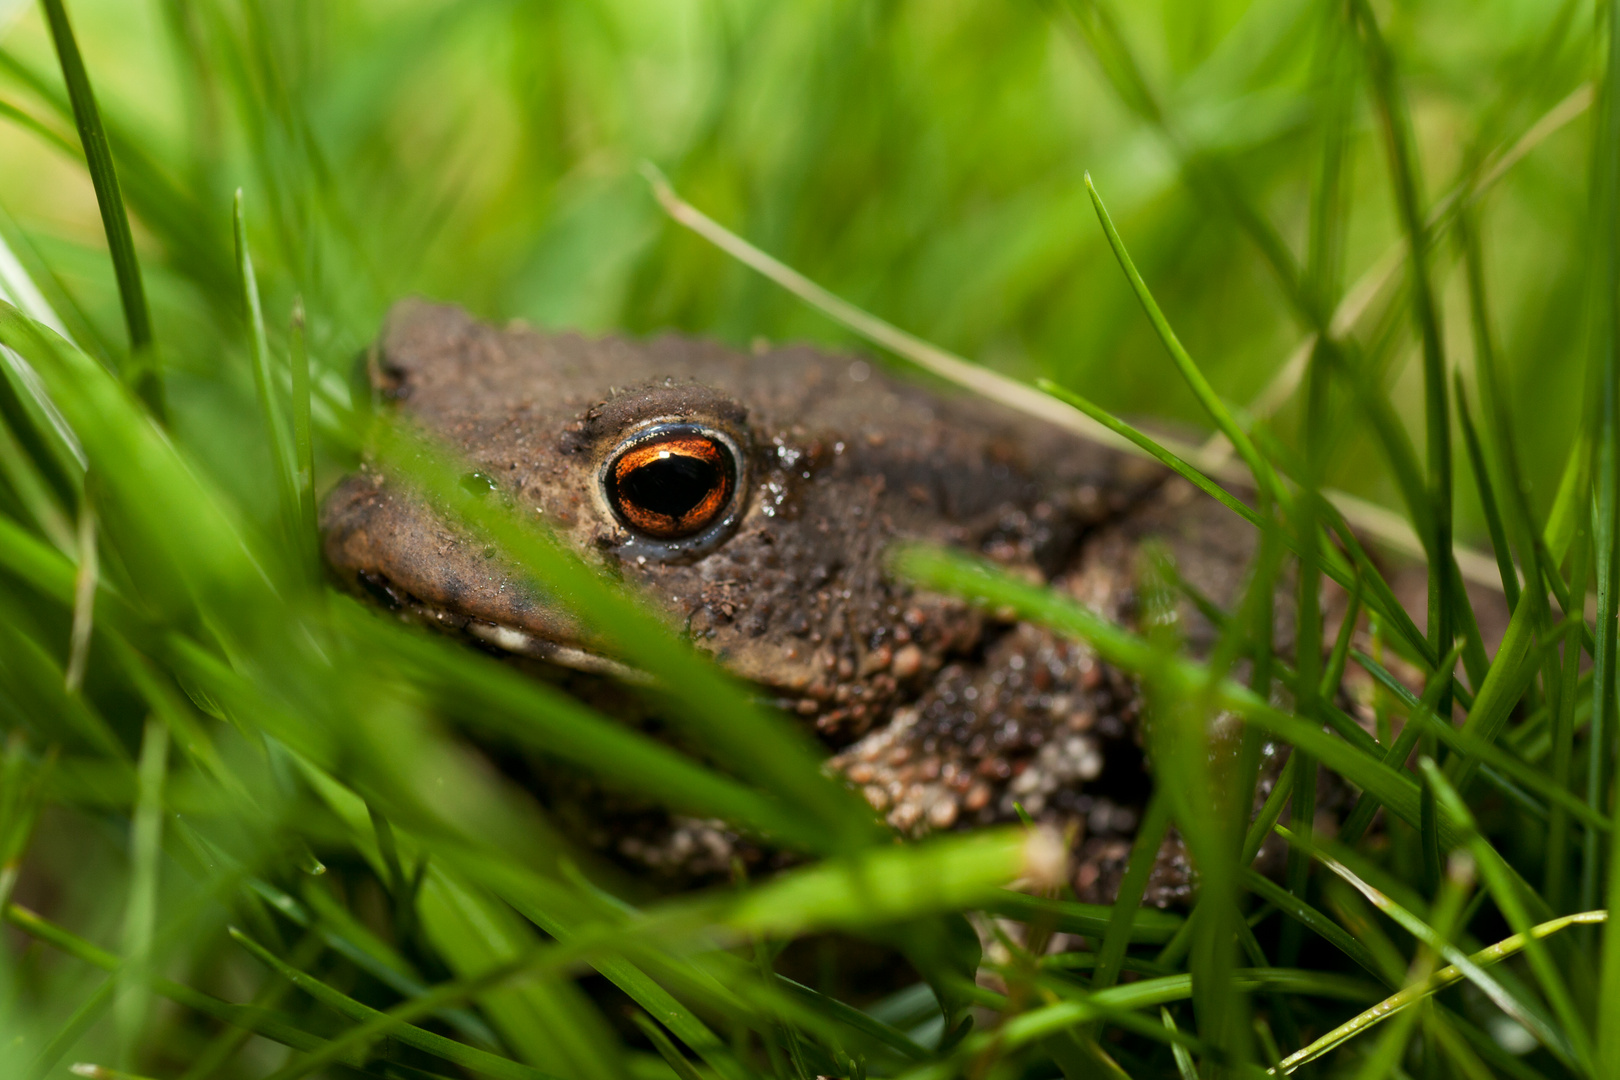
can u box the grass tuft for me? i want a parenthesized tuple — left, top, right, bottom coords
(0, 3, 1615, 1079)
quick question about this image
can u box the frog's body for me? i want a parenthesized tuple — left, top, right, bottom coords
(323, 300, 1276, 903)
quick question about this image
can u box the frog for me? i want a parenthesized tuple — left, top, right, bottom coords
(321, 299, 1299, 905)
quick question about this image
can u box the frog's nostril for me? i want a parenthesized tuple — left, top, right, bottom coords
(605, 425, 738, 541)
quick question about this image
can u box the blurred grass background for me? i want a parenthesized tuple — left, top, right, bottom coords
(0, 1, 1615, 1078)
(0, 0, 1595, 536)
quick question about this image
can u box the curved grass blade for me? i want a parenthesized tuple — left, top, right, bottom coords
(1275, 824, 1575, 1066)
(38, 0, 163, 420)
(1239, 870, 1386, 984)
(631, 1012, 708, 1080)
(1084, 172, 1283, 507)
(1038, 377, 1432, 667)
(1420, 760, 1593, 1070)
(1278, 908, 1605, 1073)
(1355, 647, 1609, 834)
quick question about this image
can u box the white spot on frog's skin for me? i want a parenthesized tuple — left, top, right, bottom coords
(465, 621, 651, 683)
(478, 623, 533, 653)
(847, 360, 871, 382)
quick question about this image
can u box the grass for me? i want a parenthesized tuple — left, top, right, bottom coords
(0, 0, 1614, 1077)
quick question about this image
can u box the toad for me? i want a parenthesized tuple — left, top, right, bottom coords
(322, 300, 1287, 904)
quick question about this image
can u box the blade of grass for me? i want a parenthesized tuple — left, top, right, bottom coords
(229, 926, 565, 1080)
(1598, 8, 1620, 1069)
(1092, 791, 1171, 990)
(234, 190, 298, 540)
(1084, 172, 1282, 506)
(978, 890, 1182, 942)
(289, 297, 315, 571)
(115, 717, 167, 1062)
(4, 902, 367, 1064)
(1276, 824, 1574, 1065)
(1420, 760, 1593, 1070)
(1356, 0, 1455, 718)
(1355, 646, 1607, 834)
(1038, 377, 1433, 667)
(38, 0, 163, 419)
(1265, 902, 1604, 1078)
(26, 977, 117, 1080)
(1548, 521, 1590, 909)
(1456, 376, 1520, 608)
(631, 1013, 707, 1080)
(63, 489, 95, 691)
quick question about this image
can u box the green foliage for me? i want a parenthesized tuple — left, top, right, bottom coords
(0, 0, 1615, 1078)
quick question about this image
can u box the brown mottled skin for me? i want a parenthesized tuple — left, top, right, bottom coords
(322, 300, 1293, 905)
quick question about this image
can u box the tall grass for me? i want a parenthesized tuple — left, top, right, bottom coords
(0, 0, 1614, 1078)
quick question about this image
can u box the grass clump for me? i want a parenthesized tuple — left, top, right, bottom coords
(0, 1, 1616, 1078)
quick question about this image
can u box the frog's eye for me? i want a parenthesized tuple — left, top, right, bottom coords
(604, 425, 739, 541)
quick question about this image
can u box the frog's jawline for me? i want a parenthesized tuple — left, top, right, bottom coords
(463, 618, 652, 684)
(367, 570, 653, 684)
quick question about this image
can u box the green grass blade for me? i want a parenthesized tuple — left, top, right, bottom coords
(115, 718, 167, 1061)
(631, 1012, 708, 1080)
(1092, 792, 1171, 990)
(1352, 0, 1457, 716)
(37, 0, 163, 420)
(1083, 173, 1283, 506)
(5, 902, 362, 1063)
(1421, 760, 1593, 1070)
(1598, 7, 1620, 1068)
(338, 602, 824, 849)
(979, 891, 1182, 943)
(1035, 378, 1259, 528)
(288, 298, 316, 570)
(1277, 824, 1575, 1065)
(1239, 870, 1387, 984)
(234, 191, 298, 540)
(1456, 375, 1521, 608)
(1356, 647, 1608, 834)
(1161, 1007, 1198, 1080)
(1548, 523, 1591, 909)
(1039, 377, 1434, 667)
(230, 926, 567, 1080)
(26, 976, 116, 1080)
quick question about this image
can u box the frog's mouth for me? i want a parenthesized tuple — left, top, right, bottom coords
(462, 619, 653, 684)
(353, 569, 653, 684)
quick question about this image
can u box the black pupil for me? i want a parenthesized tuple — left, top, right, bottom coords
(620, 453, 722, 520)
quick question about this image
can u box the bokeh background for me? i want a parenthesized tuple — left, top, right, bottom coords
(0, 0, 1599, 552)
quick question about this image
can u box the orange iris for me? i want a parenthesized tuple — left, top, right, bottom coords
(608, 434, 734, 539)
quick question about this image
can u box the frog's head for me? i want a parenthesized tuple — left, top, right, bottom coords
(322, 300, 1101, 736)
